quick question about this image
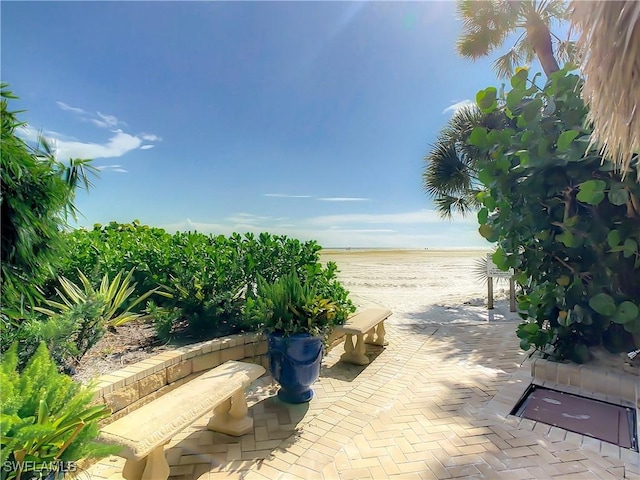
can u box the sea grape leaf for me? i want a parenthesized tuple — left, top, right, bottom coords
(476, 87, 498, 113)
(557, 130, 579, 151)
(613, 301, 639, 324)
(608, 184, 629, 206)
(588, 293, 616, 316)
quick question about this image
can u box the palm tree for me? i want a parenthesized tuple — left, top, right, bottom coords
(423, 104, 508, 218)
(457, 0, 576, 79)
(1, 83, 98, 310)
(571, 1, 640, 180)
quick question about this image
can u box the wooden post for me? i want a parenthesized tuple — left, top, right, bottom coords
(509, 277, 516, 312)
(487, 277, 494, 310)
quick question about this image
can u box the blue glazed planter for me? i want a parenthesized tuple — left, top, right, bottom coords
(268, 333, 323, 404)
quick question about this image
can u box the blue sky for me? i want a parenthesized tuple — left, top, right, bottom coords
(3, 1, 519, 248)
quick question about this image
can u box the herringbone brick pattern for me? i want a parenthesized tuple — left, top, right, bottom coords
(86, 259, 640, 480)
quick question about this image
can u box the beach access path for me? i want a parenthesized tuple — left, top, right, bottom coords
(87, 249, 639, 479)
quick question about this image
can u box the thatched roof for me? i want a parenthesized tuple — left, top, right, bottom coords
(571, 1, 640, 180)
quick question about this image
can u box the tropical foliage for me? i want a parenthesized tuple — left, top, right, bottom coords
(423, 104, 510, 218)
(0, 85, 99, 363)
(457, 0, 576, 78)
(0, 343, 115, 480)
(49, 222, 354, 342)
(0, 84, 96, 314)
(12, 270, 164, 369)
(471, 66, 640, 362)
(244, 270, 354, 341)
(36, 269, 163, 328)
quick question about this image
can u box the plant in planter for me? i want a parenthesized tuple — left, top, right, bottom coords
(245, 270, 352, 403)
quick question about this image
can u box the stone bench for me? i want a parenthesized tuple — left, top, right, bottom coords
(334, 308, 392, 365)
(99, 360, 265, 480)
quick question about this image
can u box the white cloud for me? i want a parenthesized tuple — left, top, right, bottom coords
(96, 164, 121, 170)
(90, 112, 121, 129)
(157, 208, 486, 249)
(317, 197, 369, 202)
(19, 125, 159, 160)
(158, 218, 485, 248)
(443, 99, 475, 115)
(225, 213, 284, 224)
(141, 134, 162, 141)
(56, 101, 85, 114)
(37, 101, 162, 160)
(57, 100, 125, 130)
(306, 210, 475, 227)
(18, 125, 76, 143)
(18, 126, 42, 143)
(264, 193, 312, 198)
(96, 164, 128, 173)
(54, 130, 142, 159)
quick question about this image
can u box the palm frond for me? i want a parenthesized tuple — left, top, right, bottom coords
(423, 142, 472, 198)
(433, 193, 480, 219)
(456, 1, 518, 58)
(515, 36, 536, 63)
(493, 47, 524, 79)
(457, 0, 567, 79)
(442, 104, 485, 139)
(63, 158, 99, 191)
(457, 31, 493, 59)
(538, 0, 571, 22)
(554, 39, 580, 67)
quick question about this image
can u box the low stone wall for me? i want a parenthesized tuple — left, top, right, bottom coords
(529, 356, 638, 406)
(530, 355, 639, 458)
(92, 332, 269, 424)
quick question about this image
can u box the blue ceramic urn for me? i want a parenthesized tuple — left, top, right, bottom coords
(268, 333, 323, 403)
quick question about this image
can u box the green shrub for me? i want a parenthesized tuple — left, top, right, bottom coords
(37, 269, 163, 328)
(472, 66, 640, 362)
(17, 299, 104, 371)
(144, 301, 181, 341)
(0, 343, 116, 480)
(51, 222, 349, 342)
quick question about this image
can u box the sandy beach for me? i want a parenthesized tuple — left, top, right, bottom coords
(320, 248, 635, 375)
(321, 248, 512, 319)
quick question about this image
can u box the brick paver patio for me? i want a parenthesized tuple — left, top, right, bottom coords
(87, 257, 640, 480)
(87, 302, 639, 479)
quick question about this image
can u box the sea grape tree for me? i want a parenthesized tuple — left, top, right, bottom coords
(471, 66, 640, 362)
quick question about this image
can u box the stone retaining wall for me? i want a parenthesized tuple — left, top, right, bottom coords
(529, 356, 638, 406)
(92, 332, 269, 424)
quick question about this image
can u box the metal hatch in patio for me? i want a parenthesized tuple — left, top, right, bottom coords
(513, 386, 638, 451)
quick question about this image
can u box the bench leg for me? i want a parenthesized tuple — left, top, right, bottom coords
(369, 321, 388, 346)
(340, 333, 369, 365)
(365, 328, 376, 344)
(207, 389, 253, 436)
(122, 444, 170, 480)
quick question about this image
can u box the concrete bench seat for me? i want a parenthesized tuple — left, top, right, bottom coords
(99, 360, 265, 480)
(334, 308, 392, 365)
